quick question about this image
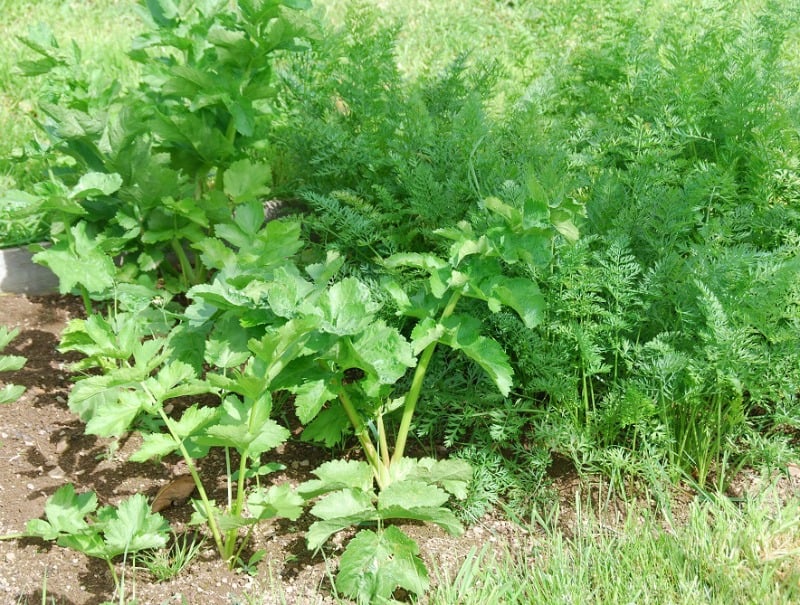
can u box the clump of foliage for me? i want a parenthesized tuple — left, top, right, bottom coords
(273, 8, 522, 268)
(5, 0, 311, 308)
(484, 0, 800, 490)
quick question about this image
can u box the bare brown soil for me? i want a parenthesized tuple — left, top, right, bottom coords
(0, 293, 796, 605)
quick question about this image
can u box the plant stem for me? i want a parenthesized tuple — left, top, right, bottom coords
(392, 290, 462, 466)
(105, 558, 119, 593)
(170, 239, 195, 287)
(223, 450, 250, 565)
(337, 388, 387, 488)
(157, 409, 226, 558)
(377, 412, 390, 470)
(79, 284, 93, 315)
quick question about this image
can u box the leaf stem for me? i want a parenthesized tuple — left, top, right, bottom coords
(223, 450, 250, 565)
(170, 239, 195, 287)
(377, 411, 390, 470)
(392, 290, 462, 466)
(157, 409, 226, 558)
(337, 388, 387, 488)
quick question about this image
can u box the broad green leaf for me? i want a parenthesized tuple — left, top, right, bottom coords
(377, 481, 448, 510)
(377, 505, 463, 536)
(292, 379, 336, 424)
(102, 494, 170, 556)
(57, 531, 107, 560)
(447, 233, 492, 266)
(0, 326, 20, 350)
(223, 160, 271, 204)
(483, 196, 522, 227)
(170, 404, 220, 438)
(248, 317, 319, 382)
(204, 315, 251, 368)
(336, 526, 429, 604)
(70, 172, 123, 200)
(440, 315, 513, 396)
(551, 207, 580, 243)
(25, 519, 59, 541)
(85, 389, 146, 437)
(129, 432, 178, 462)
(404, 458, 472, 500)
(215, 203, 264, 248)
(40, 484, 96, 536)
(310, 278, 380, 335)
(0, 355, 26, 372)
(247, 484, 304, 521)
(142, 361, 209, 404)
(298, 459, 374, 498)
(201, 397, 289, 456)
(482, 276, 545, 329)
(300, 405, 351, 447)
(33, 223, 116, 294)
(409, 317, 445, 355)
(306, 515, 378, 552)
(383, 252, 447, 273)
(281, 0, 312, 9)
(305, 249, 344, 284)
(165, 322, 210, 374)
(142, 0, 179, 27)
(194, 237, 237, 271)
(266, 266, 315, 318)
(349, 321, 416, 386)
(310, 489, 375, 521)
(68, 369, 145, 422)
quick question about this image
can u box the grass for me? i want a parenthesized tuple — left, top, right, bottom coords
(430, 486, 800, 605)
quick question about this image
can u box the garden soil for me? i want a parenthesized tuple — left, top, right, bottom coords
(0, 293, 795, 604)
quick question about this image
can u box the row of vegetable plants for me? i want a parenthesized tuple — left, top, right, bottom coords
(0, 1, 579, 602)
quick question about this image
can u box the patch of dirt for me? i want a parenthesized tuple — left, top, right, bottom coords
(0, 293, 797, 604)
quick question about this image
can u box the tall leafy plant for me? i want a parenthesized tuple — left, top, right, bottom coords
(7, 0, 310, 307)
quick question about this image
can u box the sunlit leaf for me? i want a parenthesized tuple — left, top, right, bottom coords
(336, 526, 429, 604)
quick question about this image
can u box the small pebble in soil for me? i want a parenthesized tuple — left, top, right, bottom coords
(26, 483, 34, 490)
(47, 466, 66, 479)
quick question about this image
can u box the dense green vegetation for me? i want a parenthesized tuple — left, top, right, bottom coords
(1, 0, 799, 602)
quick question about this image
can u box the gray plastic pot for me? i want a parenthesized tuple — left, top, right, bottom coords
(0, 244, 59, 295)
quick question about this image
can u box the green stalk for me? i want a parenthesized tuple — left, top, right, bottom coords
(377, 412, 390, 471)
(157, 409, 225, 558)
(170, 239, 195, 287)
(337, 388, 387, 488)
(392, 290, 462, 466)
(105, 558, 119, 593)
(223, 450, 250, 564)
(79, 284, 93, 315)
